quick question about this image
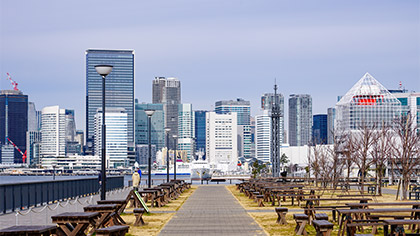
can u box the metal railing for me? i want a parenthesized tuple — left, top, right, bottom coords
(0, 176, 124, 214)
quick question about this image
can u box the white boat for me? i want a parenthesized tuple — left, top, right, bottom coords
(190, 152, 211, 179)
(153, 161, 191, 176)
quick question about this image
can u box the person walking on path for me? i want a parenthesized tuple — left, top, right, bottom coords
(132, 169, 140, 191)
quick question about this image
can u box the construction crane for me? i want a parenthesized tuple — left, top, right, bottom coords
(6, 73, 19, 91)
(7, 137, 27, 163)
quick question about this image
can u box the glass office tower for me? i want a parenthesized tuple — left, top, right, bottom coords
(194, 110, 207, 154)
(0, 90, 28, 163)
(86, 49, 134, 153)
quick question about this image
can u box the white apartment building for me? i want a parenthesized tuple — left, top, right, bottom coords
(206, 112, 238, 172)
(41, 106, 66, 157)
(255, 110, 271, 163)
(178, 104, 195, 160)
(94, 108, 128, 168)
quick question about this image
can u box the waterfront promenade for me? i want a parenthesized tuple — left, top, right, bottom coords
(159, 185, 266, 236)
(0, 187, 131, 228)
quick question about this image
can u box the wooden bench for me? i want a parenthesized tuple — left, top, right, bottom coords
(133, 208, 146, 226)
(312, 220, 334, 236)
(293, 214, 309, 235)
(315, 213, 329, 221)
(51, 212, 99, 235)
(95, 225, 129, 236)
(0, 225, 57, 236)
(275, 207, 288, 224)
(256, 195, 265, 207)
(383, 219, 420, 236)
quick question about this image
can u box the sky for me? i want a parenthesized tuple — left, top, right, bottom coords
(1, 0, 419, 131)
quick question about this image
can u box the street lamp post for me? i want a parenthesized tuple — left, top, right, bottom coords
(94, 65, 113, 200)
(165, 128, 171, 182)
(145, 109, 155, 188)
(173, 135, 178, 180)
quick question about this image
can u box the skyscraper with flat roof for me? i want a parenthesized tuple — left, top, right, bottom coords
(85, 49, 134, 153)
(289, 94, 312, 146)
(0, 90, 28, 163)
(135, 102, 165, 151)
(312, 114, 328, 144)
(215, 98, 252, 158)
(194, 110, 207, 154)
(152, 77, 181, 142)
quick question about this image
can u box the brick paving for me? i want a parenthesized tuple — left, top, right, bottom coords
(159, 185, 266, 236)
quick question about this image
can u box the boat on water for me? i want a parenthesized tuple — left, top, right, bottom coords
(190, 151, 211, 179)
(153, 161, 191, 176)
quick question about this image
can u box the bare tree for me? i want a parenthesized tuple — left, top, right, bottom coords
(351, 122, 376, 193)
(390, 114, 420, 200)
(327, 129, 346, 189)
(370, 124, 392, 196)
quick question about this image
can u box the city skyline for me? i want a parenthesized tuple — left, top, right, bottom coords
(1, 1, 419, 131)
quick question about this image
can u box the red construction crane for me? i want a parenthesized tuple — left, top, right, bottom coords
(6, 73, 19, 91)
(7, 137, 27, 163)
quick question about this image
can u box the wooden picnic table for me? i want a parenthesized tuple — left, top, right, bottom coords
(303, 198, 371, 206)
(97, 199, 127, 224)
(51, 212, 99, 236)
(383, 219, 420, 236)
(0, 225, 57, 236)
(346, 202, 420, 208)
(84, 204, 121, 229)
(338, 208, 420, 236)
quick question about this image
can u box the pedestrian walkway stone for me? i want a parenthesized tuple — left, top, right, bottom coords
(159, 185, 266, 236)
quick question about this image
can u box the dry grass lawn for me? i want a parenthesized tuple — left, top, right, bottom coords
(226, 184, 414, 236)
(122, 185, 197, 236)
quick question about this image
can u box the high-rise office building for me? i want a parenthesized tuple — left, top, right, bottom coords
(27, 102, 41, 166)
(289, 94, 312, 146)
(194, 110, 207, 154)
(215, 98, 252, 158)
(134, 102, 165, 151)
(336, 73, 401, 131)
(152, 77, 181, 142)
(178, 104, 195, 160)
(327, 108, 335, 144)
(94, 108, 128, 168)
(392, 92, 420, 131)
(255, 110, 271, 163)
(0, 90, 28, 163)
(206, 112, 238, 172)
(86, 49, 134, 153)
(312, 114, 328, 144)
(41, 106, 66, 157)
(135, 144, 156, 166)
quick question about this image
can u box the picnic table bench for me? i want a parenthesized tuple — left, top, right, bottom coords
(0, 225, 57, 236)
(97, 199, 127, 224)
(384, 219, 420, 236)
(312, 220, 334, 236)
(84, 204, 121, 228)
(51, 212, 99, 236)
(338, 208, 420, 236)
(95, 225, 129, 236)
(303, 198, 371, 207)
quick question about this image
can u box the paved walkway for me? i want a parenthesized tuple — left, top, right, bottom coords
(159, 185, 266, 236)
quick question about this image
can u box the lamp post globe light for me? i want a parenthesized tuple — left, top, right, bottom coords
(165, 128, 171, 183)
(94, 65, 113, 200)
(144, 109, 155, 188)
(173, 135, 178, 180)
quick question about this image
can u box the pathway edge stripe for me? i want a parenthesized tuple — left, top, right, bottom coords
(225, 185, 269, 236)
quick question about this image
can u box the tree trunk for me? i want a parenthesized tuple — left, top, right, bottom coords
(402, 175, 409, 200)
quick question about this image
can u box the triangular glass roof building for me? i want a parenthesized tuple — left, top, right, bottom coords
(335, 73, 401, 130)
